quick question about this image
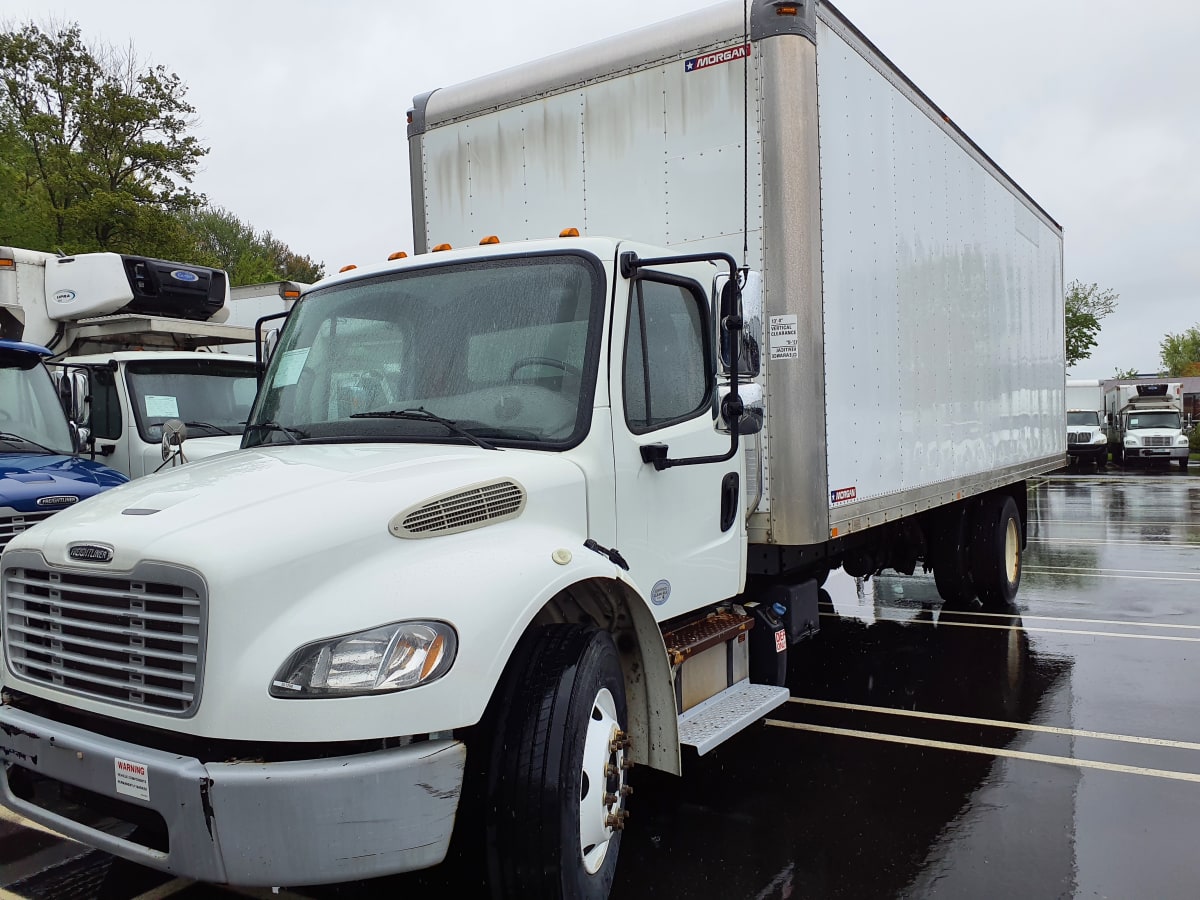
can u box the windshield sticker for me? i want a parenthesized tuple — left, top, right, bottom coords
(274, 348, 310, 386)
(145, 395, 180, 418)
(769, 315, 798, 360)
(684, 43, 750, 73)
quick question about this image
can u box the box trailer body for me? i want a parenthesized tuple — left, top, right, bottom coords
(1, 1, 1064, 894)
(1065, 378, 1107, 465)
(1105, 381, 1188, 469)
(410, 0, 1065, 550)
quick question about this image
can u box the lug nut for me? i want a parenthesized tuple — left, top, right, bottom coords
(620, 758, 635, 770)
(620, 784, 634, 797)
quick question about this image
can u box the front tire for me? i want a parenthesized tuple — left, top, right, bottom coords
(970, 493, 1022, 609)
(486, 624, 630, 899)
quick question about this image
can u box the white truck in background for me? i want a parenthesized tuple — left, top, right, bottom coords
(0, 246, 263, 479)
(0, 2, 1065, 896)
(1105, 381, 1189, 470)
(1065, 378, 1107, 467)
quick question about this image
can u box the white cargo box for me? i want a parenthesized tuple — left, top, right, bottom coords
(409, 0, 1065, 547)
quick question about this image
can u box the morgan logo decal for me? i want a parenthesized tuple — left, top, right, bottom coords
(684, 43, 750, 73)
(37, 495, 79, 507)
(68, 544, 113, 563)
(830, 486, 857, 504)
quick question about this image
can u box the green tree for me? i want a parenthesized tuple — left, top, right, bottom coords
(1112, 367, 1140, 379)
(1065, 280, 1118, 368)
(0, 20, 204, 254)
(184, 206, 324, 286)
(1160, 325, 1200, 377)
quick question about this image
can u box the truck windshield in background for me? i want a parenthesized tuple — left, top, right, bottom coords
(246, 254, 605, 449)
(122, 359, 259, 442)
(1067, 411, 1100, 427)
(1127, 411, 1181, 431)
(0, 346, 74, 454)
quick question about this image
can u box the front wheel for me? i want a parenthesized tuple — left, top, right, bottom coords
(486, 624, 630, 899)
(1180, 457, 1191, 472)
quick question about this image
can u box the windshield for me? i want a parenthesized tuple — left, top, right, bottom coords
(0, 348, 74, 454)
(246, 254, 605, 449)
(126, 358, 259, 442)
(1067, 411, 1099, 426)
(1127, 411, 1181, 431)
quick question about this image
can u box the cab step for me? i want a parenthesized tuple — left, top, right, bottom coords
(677, 679, 790, 756)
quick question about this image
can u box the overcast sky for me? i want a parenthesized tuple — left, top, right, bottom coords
(2, 0, 1196, 378)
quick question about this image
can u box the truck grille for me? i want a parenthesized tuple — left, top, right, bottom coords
(0, 512, 58, 553)
(1142, 436, 1172, 447)
(1067, 432, 1092, 444)
(3, 564, 205, 716)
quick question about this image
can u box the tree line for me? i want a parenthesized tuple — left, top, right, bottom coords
(1067, 281, 1200, 378)
(0, 20, 323, 284)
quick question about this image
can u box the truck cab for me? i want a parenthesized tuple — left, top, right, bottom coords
(59, 351, 258, 479)
(0, 339, 127, 553)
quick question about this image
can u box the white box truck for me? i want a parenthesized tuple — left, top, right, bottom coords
(0, 246, 266, 478)
(0, 1, 1064, 895)
(1065, 378, 1107, 466)
(1105, 381, 1188, 470)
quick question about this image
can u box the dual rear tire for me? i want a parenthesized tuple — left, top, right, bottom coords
(930, 493, 1022, 610)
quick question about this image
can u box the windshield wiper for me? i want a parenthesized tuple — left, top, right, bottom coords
(244, 421, 307, 445)
(350, 407, 499, 451)
(0, 431, 61, 455)
(184, 421, 234, 436)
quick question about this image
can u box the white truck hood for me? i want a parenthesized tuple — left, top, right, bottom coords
(6, 443, 586, 574)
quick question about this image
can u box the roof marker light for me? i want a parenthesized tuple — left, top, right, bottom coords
(560, 228, 580, 237)
(388, 251, 409, 260)
(480, 235, 500, 245)
(339, 264, 357, 273)
(432, 243, 453, 252)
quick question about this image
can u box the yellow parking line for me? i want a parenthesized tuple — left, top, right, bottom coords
(789, 697, 1200, 751)
(765, 719, 1200, 784)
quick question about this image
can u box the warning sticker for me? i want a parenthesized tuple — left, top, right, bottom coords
(769, 315, 798, 360)
(115, 757, 150, 802)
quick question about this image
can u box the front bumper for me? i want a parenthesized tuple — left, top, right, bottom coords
(1125, 446, 1189, 460)
(0, 704, 465, 886)
(1067, 443, 1108, 461)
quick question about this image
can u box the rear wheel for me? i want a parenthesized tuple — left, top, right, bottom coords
(930, 504, 975, 604)
(970, 493, 1022, 610)
(486, 624, 630, 899)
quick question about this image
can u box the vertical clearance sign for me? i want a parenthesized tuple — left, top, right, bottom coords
(684, 43, 751, 73)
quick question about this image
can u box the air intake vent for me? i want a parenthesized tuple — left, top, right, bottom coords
(390, 480, 526, 539)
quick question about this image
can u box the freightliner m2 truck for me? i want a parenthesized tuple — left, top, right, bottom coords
(0, 246, 263, 478)
(0, 2, 1065, 896)
(0, 339, 127, 554)
(1065, 378, 1107, 467)
(1105, 381, 1189, 470)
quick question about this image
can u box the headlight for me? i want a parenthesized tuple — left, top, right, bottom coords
(1125, 437, 1138, 446)
(1093, 433, 1107, 444)
(1179, 437, 1190, 446)
(270, 621, 457, 698)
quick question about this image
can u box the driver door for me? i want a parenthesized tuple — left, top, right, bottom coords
(609, 244, 745, 622)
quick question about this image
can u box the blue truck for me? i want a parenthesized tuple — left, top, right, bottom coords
(0, 339, 127, 553)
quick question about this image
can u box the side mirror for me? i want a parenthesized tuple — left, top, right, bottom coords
(161, 418, 188, 465)
(719, 382, 764, 435)
(715, 271, 762, 377)
(69, 422, 92, 454)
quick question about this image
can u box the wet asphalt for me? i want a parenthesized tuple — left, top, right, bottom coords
(2, 464, 1199, 899)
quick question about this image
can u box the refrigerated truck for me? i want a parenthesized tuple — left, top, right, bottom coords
(0, 1, 1064, 896)
(1105, 381, 1188, 469)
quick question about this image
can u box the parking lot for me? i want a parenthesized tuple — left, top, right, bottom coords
(2, 466, 1199, 899)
